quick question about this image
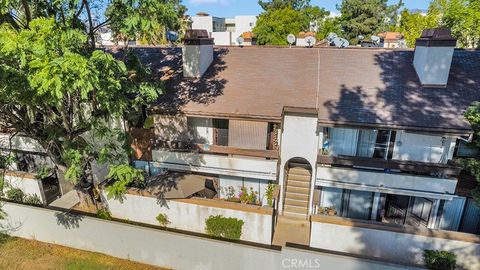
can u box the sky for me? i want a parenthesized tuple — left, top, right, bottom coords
(185, 0, 431, 18)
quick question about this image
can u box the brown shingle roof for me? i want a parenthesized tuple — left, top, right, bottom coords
(114, 46, 480, 134)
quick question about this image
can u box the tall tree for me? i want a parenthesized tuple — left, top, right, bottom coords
(337, 0, 402, 44)
(462, 102, 480, 206)
(0, 1, 184, 206)
(258, 0, 311, 11)
(396, 9, 440, 47)
(253, 2, 329, 45)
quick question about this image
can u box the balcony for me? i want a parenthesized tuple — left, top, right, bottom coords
(316, 155, 460, 199)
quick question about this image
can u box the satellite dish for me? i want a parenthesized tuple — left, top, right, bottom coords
(305, 36, 315, 47)
(326, 33, 338, 43)
(166, 31, 179, 42)
(371, 35, 380, 43)
(287, 34, 296, 46)
(236, 36, 244, 46)
(357, 35, 365, 41)
(333, 37, 349, 48)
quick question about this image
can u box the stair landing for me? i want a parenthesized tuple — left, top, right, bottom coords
(272, 216, 311, 246)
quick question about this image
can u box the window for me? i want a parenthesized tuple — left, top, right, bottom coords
(249, 22, 254, 27)
(213, 119, 229, 146)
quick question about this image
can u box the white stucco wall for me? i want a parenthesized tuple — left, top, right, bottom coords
(3, 173, 45, 204)
(1, 202, 416, 270)
(234, 16, 257, 34)
(182, 44, 213, 78)
(392, 131, 456, 163)
(310, 220, 480, 270)
(152, 150, 277, 180)
(413, 46, 454, 86)
(187, 117, 214, 144)
(0, 133, 45, 153)
(316, 166, 457, 195)
(191, 16, 213, 33)
(211, 32, 231, 46)
(103, 192, 273, 244)
(279, 113, 320, 214)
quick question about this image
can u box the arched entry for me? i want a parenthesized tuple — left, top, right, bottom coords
(283, 157, 312, 219)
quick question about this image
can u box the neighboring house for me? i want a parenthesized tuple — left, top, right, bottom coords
(124, 28, 480, 236)
(190, 12, 257, 46)
(378, 31, 406, 48)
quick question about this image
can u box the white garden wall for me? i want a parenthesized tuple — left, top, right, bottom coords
(310, 215, 480, 270)
(0, 202, 418, 270)
(2, 172, 45, 204)
(103, 191, 273, 244)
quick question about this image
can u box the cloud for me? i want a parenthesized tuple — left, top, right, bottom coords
(189, 0, 231, 5)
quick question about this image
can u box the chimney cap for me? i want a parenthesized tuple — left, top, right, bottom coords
(416, 28, 456, 47)
(184, 29, 214, 45)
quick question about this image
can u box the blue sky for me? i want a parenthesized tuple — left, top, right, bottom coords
(185, 0, 431, 17)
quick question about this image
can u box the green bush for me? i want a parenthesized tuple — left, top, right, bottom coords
(24, 194, 42, 205)
(205, 215, 244, 240)
(143, 116, 154, 129)
(96, 209, 112, 220)
(6, 188, 24, 202)
(423, 250, 457, 270)
(156, 213, 170, 227)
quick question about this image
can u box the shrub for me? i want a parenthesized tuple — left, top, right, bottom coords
(156, 213, 170, 227)
(6, 188, 24, 202)
(265, 183, 275, 207)
(143, 116, 154, 129)
(23, 194, 42, 205)
(239, 187, 258, 205)
(423, 250, 457, 270)
(35, 165, 53, 180)
(205, 215, 244, 240)
(96, 209, 112, 220)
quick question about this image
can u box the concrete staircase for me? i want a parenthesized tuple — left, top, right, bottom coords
(283, 165, 311, 219)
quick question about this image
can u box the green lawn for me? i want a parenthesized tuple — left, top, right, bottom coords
(0, 233, 167, 270)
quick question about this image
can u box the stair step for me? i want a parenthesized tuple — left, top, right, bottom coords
(285, 198, 309, 207)
(283, 211, 308, 219)
(287, 174, 311, 182)
(286, 186, 310, 194)
(285, 192, 309, 200)
(284, 205, 308, 214)
(287, 180, 310, 188)
(288, 167, 311, 176)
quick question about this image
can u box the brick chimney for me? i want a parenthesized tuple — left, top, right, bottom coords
(183, 29, 214, 78)
(413, 28, 457, 87)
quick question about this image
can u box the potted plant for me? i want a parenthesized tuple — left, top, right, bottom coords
(423, 250, 457, 270)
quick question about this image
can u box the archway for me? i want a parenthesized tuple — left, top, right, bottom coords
(282, 157, 312, 219)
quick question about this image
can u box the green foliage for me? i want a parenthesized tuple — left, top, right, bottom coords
(258, 0, 312, 11)
(462, 102, 480, 205)
(143, 116, 154, 129)
(105, 165, 145, 202)
(338, 0, 402, 44)
(106, 0, 186, 44)
(96, 208, 112, 220)
(156, 213, 170, 227)
(205, 215, 244, 240)
(423, 250, 457, 270)
(6, 188, 24, 202)
(253, 6, 309, 45)
(35, 165, 53, 180)
(239, 187, 258, 205)
(265, 183, 275, 207)
(396, 9, 440, 47)
(23, 194, 41, 205)
(316, 17, 342, 40)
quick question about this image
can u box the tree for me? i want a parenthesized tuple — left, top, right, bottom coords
(253, 6, 308, 45)
(396, 9, 440, 47)
(253, 2, 330, 45)
(462, 102, 480, 206)
(0, 1, 184, 206)
(337, 0, 403, 44)
(258, 0, 311, 11)
(430, 0, 480, 48)
(316, 17, 342, 40)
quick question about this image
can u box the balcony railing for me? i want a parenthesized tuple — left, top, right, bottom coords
(317, 155, 461, 177)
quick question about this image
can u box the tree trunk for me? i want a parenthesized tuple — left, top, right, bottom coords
(74, 181, 97, 210)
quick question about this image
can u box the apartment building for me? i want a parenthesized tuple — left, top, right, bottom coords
(190, 13, 257, 45)
(117, 28, 480, 237)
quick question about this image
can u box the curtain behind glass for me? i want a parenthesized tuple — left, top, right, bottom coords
(356, 129, 378, 157)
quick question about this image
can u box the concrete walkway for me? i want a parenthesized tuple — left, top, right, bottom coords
(49, 190, 79, 209)
(272, 216, 311, 246)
